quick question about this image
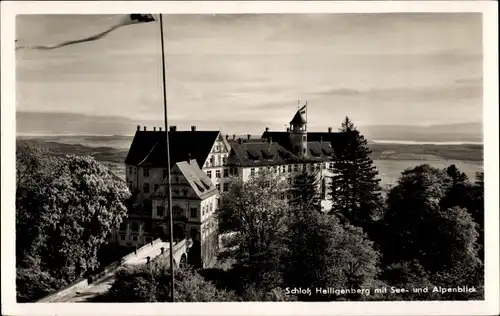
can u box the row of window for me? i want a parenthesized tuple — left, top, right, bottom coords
(249, 163, 332, 176)
(131, 182, 192, 197)
(155, 199, 217, 219)
(215, 183, 229, 192)
(202, 219, 217, 239)
(129, 167, 169, 179)
(205, 167, 238, 179)
(205, 154, 228, 168)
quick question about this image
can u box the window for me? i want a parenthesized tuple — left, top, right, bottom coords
(288, 165, 292, 172)
(154, 184, 159, 192)
(143, 168, 150, 177)
(156, 206, 164, 217)
(321, 179, 327, 199)
(131, 221, 139, 232)
(209, 202, 213, 212)
(129, 167, 133, 174)
(119, 222, 127, 231)
(120, 234, 126, 241)
(207, 171, 212, 178)
(216, 184, 220, 191)
(215, 198, 219, 208)
(132, 235, 138, 241)
(293, 165, 298, 172)
(216, 170, 221, 178)
(162, 169, 168, 178)
(129, 181, 133, 189)
(233, 168, 238, 176)
(288, 178, 292, 185)
(173, 189, 179, 196)
(303, 148, 306, 154)
(224, 169, 229, 177)
(190, 208, 197, 218)
(223, 156, 227, 164)
(217, 155, 222, 166)
(215, 145, 220, 152)
(210, 156, 215, 166)
(223, 183, 229, 192)
(250, 168, 255, 176)
(303, 136, 307, 141)
(183, 189, 188, 196)
(143, 183, 150, 193)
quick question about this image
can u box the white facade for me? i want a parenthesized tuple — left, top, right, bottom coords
(201, 134, 232, 194)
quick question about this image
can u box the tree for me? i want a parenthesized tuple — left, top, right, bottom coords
(383, 165, 482, 290)
(380, 260, 440, 301)
(288, 169, 322, 211)
(283, 204, 381, 301)
(329, 117, 384, 231)
(440, 165, 475, 214)
(105, 259, 237, 302)
(439, 166, 484, 262)
(16, 143, 131, 302)
(216, 169, 288, 293)
(472, 171, 485, 261)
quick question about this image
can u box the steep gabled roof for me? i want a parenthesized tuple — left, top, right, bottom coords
(151, 160, 218, 200)
(260, 131, 344, 153)
(290, 110, 307, 125)
(125, 130, 220, 168)
(227, 139, 301, 167)
(306, 141, 335, 161)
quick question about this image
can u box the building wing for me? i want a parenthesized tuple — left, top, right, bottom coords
(125, 127, 220, 169)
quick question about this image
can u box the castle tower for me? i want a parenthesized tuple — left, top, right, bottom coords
(288, 103, 308, 158)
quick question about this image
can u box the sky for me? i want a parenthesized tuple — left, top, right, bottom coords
(16, 13, 483, 132)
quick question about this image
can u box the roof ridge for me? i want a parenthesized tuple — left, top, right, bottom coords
(137, 142, 158, 166)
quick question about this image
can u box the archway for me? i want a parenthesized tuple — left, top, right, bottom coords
(179, 253, 187, 268)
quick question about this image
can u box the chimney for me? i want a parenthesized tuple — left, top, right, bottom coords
(247, 134, 251, 141)
(320, 137, 323, 143)
(269, 137, 272, 145)
(143, 126, 147, 131)
(286, 127, 290, 133)
(328, 127, 332, 133)
(137, 125, 140, 131)
(153, 127, 157, 132)
(238, 138, 242, 144)
(225, 135, 229, 140)
(159, 127, 162, 131)
(265, 127, 269, 132)
(232, 134, 236, 140)
(169, 126, 176, 132)
(191, 125, 196, 132)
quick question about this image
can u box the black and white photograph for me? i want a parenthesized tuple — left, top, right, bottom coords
(1, 1, 499, 315)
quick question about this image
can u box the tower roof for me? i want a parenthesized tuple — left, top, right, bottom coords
(290, 110, 307, 125)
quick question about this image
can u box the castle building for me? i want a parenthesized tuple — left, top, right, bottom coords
(114, 104, 340, 266)
(228, 106, 341, 210)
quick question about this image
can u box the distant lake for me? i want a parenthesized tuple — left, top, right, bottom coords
(372, 140, 483, 145)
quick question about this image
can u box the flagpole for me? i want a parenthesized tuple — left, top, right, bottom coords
(159, 13, 176, 303)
